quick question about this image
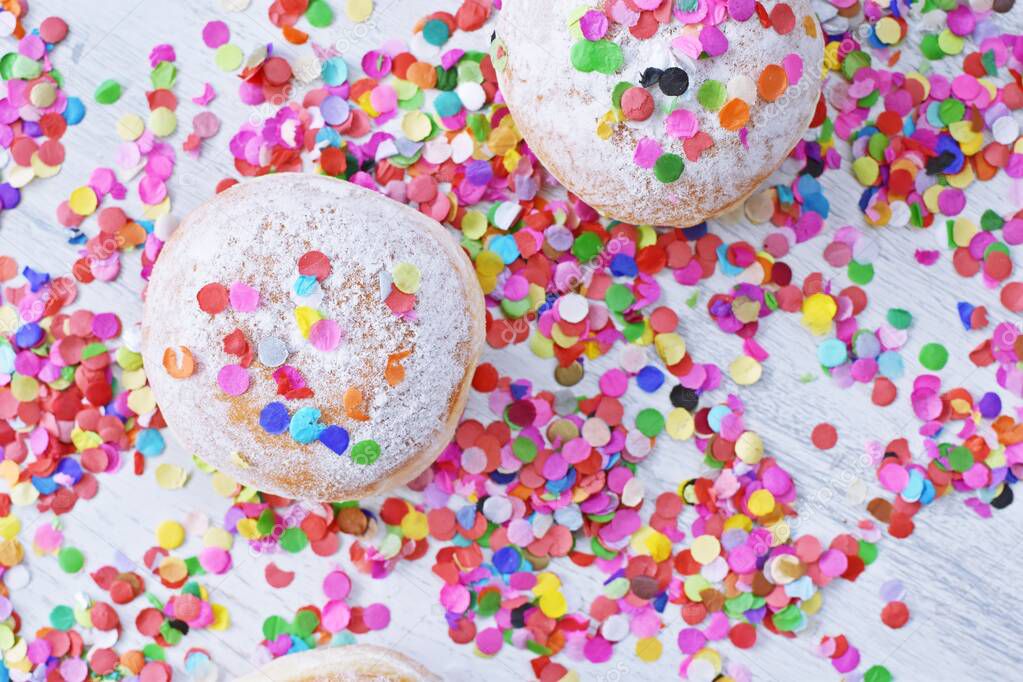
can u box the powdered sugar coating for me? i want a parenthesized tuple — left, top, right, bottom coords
(496, 0, 824, 226)
(142, 174, 484, 501)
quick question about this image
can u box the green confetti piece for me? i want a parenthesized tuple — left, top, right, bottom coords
(841, 50, 871, 80)
(771, 604, 803, 631)
(938, 98, 965, 125)
(150, 61, 177, 90)
(262, 615, 291, 640)
(847, 260, 874, 284)
(886, 308, 912, 330)
(142, 643, 166, 661)
(215, 44, 244, 72)
(570, 39, 623, 75)
(919, 342, 949, 371)
(605, 283, 635, 313)
(858, 539, 878, 565)
(512, 436, 537, 463)
(477, 589, 502, 617)
(696, 79, 726, 111)
(920, 34, 943, 61)
(653, 153, 684, 183)
(257, 508, 276, 537)
(635, 408, 665, 437)
(94, 79, 122, 104)
(611, 81, 631, 109)
(351, 439, 381, 465)
(864, 665, 893, 682)
(980, 209, 1004, 231)
(280, 527, 309, 553)
(49, 605, 75, 630)
(306, 0, 334, 27)
(57, 546, 84, 573)
(10, 54, 41, 80)
(948, 445, 973, 473)
(571, 231, 602, 261)
(292, 609, 320, 636)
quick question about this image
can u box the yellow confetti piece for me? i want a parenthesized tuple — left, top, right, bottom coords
(10, 375, 38, 402)
(30, 153, 60, 178)
(116, 113, 145, 141)
(0, 516, 20, 541)
(294, 306, 323, 338)
(142, 196, 171, 219)
(203, 527, 234, 550)
(401, 111, 432, 141)
(148, 107, 177, 138)
(533, 571, 561, 595)
(70, 428, 102, 452)
(69, 186, 98, 216)
(121, 367, 148, 391)
(636, 636, 663, 662)
(127, 386, 156, 415)
(155, 463, 188, 490)
(643, 529, 671, 562)
(10, 482, 38, 507)
(683, 574, 710, 601)
(729, 355, 762, 386)
(0, 624, 14, 650)
(345, 0, 374, 22)
(666, 407, 694, 440)
(528, 332, 554, 359)
(748, 489, 776, 516)
(211, 471, 239, 497)
(210, 603, 230, 630)
(392, 262, 421, 294)
(156, 520, 186, 550)
(475, 250, 504, 277)
(654, 332, 686, 365)
(0, 461, 18, 487)
(801, 292, 837, 335)
(691, 534, 721, 564)
(802, 590, 823, 615)
(538, 590, 567, 618)
(236, 518, 259, 540)
(461, 210, 487, 239)
(215, 43, 244, 72)
(400, 510, 429, 540)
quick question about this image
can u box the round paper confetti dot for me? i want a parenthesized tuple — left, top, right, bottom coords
(94, 79, 122, 104)
(918, 342, 949, 371)
(811, 423, 838, 450)
(57, 547, 84, 573)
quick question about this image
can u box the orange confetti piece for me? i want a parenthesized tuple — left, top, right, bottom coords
(719, 98, 750, 131)
(282, 25, 309, 44)
(163, 346, 196, 379)
(343, 387, 370, 421)
(385, 350, 412, 387)
(758, 64, 788, 102)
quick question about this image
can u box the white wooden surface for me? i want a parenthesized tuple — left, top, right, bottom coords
(4, 1, 1023, 680)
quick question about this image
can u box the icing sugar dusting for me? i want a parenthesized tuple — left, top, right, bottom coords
(142, 174, 483, 500)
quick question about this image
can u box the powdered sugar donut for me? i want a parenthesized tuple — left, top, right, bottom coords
(495, 0, 825, 226)
(236, 645, 439, 681)
(142, 174, 484, 501)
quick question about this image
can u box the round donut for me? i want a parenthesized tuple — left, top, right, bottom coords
(236, 645, 439, 681)
(494, 0, 825, 226)
(141, 174, 485, 501)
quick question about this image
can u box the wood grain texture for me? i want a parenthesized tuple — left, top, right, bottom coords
(5, 1, 1023, 680)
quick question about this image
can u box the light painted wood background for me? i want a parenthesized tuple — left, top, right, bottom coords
(4, 1, 1023, 679)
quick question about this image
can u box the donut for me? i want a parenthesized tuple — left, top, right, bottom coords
(141, 174, 485, 501)
(494, 0, 825, 226)
(236, 645, 439, 681)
